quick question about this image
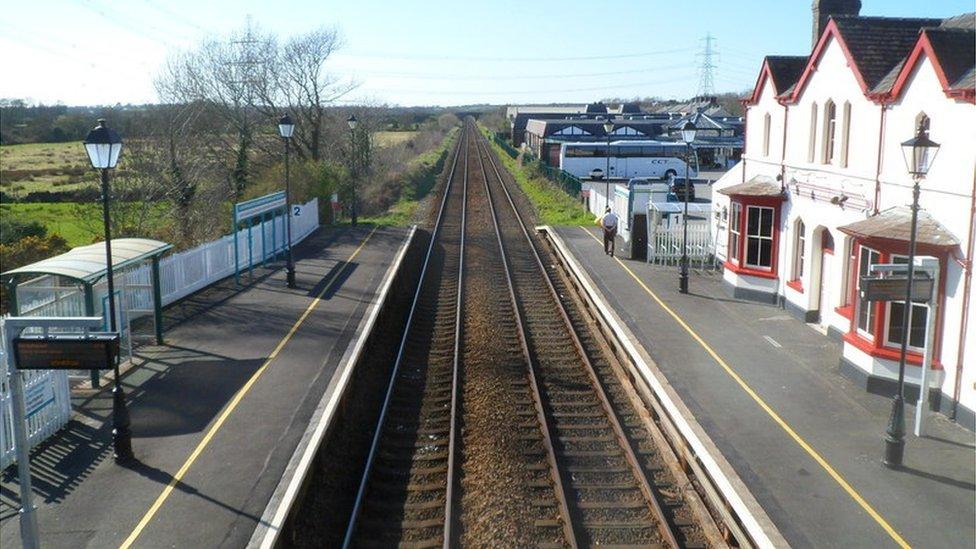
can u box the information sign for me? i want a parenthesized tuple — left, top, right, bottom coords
(13, 334, 119, 370)
(860, 275, 934, 303)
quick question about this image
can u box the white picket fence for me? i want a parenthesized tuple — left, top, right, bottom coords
(0, 198, 320, 470)
(647, 220, 717, 269)
(0, 347, 73, 470)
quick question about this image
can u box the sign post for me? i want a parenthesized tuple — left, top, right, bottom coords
(2, 316, 104, 549)
(861, 257, 939, 436)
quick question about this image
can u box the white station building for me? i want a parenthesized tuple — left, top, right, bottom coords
(711, 4, 976, 428)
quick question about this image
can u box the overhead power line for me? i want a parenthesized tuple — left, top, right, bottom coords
(338, 47, 696, 63)
(332, 62, 693, 81)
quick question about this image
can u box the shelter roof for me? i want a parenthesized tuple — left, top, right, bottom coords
(716, 175, 784, 198)
(837, 206, 960, 248)
(2, 238, 172, 285)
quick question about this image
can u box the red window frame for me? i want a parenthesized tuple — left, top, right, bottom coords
(842, 238, 948, 368)
(724, 195, 783, 280)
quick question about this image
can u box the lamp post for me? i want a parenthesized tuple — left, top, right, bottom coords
(603, 118, 614, 209)
(347, 115, 359, 226)
(678, 121, 697, 294)
(83, 119, 133, 463)
(883, 121, 940, 468)
(278, 114, 296, 288)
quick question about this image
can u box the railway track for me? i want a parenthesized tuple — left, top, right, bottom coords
(343, 128, 468, 548)
(342, 121, 712, 547)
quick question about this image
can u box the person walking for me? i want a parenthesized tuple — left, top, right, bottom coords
(600, 206, 618, 257)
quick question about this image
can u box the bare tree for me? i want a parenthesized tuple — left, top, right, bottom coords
(254, 26, 357, 163)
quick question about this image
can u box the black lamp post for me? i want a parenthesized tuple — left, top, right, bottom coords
(84, 119, 133, 463)
(603, 118, 614, 209)
(678, 121, 698, 294)
(347, 115, 359, 226)
(278, 114, 296, 288)
(883, 121, 940, 468)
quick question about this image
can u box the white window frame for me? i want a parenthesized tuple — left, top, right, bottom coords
(745, 205, 775, 271)
(840, 102, 851, 168)
(822, 100, 837, 164)
(882, 254, 931, 353)
(808, 102, 818, 163)
(762, 113, 771, 157)
(855, 245, 881, 339)
(792, 219, 805, 280)
(729, 202, 742, 264)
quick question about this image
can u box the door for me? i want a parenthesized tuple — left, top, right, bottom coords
(631, 214, 648, 261)
(818, 230, 835, 326)
(819, 251, 832, 326)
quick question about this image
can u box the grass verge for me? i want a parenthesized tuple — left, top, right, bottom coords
(360, 129, 457, 226)
(481, 128, 593, 226)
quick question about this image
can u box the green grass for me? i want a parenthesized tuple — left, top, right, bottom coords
(482, 128, 593, 226)
(0, 203, 100, 247)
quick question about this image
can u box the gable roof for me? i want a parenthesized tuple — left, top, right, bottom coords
(786, 16, 940, 103)
(883, 17, 975, 102)
(744, 56, 808, 105)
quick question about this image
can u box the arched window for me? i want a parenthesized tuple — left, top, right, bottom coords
(840, 102, 852, 167)
(792, 219, 806, 281)
(822, 100, 837, 164)
(762, 113, 772, 157)
(808, 102, 818, 163)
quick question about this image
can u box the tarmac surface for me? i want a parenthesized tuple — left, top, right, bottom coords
(0, 225, 408, 548)
(554, 225, 975, 549)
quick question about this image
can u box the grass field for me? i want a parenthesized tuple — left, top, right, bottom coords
(374, 131, 417, 148)
(0, 203, 101, 247)
(0, 141, 94, 195)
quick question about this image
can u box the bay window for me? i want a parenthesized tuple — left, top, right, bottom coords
(729, 203, 742, 263)
(745, 206, 775, 270)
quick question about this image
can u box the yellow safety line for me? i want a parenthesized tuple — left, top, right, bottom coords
(580, 227, 911, 549)
(121, 227, 379, 549)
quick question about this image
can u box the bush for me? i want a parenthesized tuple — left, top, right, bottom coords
(0, 217, 47, 245)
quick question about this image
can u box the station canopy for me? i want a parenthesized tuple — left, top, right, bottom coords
(838, 206, 961, 249)
(2, 238, 172, 284)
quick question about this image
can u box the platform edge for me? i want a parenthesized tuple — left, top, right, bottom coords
(246, 225, 417, 549)
(539, 225, 789, 549)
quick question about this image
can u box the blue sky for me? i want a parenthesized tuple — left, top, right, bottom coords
(0, 0, 971, 106)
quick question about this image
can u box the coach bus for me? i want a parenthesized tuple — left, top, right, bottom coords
(559, 140, 699, 180)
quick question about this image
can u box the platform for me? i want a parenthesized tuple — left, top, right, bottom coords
(548, 226, 975, 548)
(0, 225, 410, 549)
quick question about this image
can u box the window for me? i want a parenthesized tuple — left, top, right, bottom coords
(745, 206, 775, 270)
(762, 113, 772, 157)
(792, 219, 806, 280)
(884, 255, 929, 351)
(729, 202, 742, 264)
(808, 102, 818, 162)
(855, 245, 881, 337)
(840, 102, 851, 167)
(822, 100, 837, 164)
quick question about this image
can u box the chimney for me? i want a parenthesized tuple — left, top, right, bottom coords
(812, 0, 861, 48)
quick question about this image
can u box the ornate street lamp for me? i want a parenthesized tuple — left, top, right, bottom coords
(679, 120, 697, 294)
(883, 122, 940, 468)
(83, 119, 133, 463)
(603, 118, 614, 209)
(278, 114, 296, 288)
(347, 115, 359, 226)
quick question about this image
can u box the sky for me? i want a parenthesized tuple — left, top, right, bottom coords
(0, 0, 972, 107)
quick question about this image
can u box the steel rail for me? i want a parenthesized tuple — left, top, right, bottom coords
(342, 128, 467, 549)
(470, 122, 578, 548)
(476, 129, 681, 548)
